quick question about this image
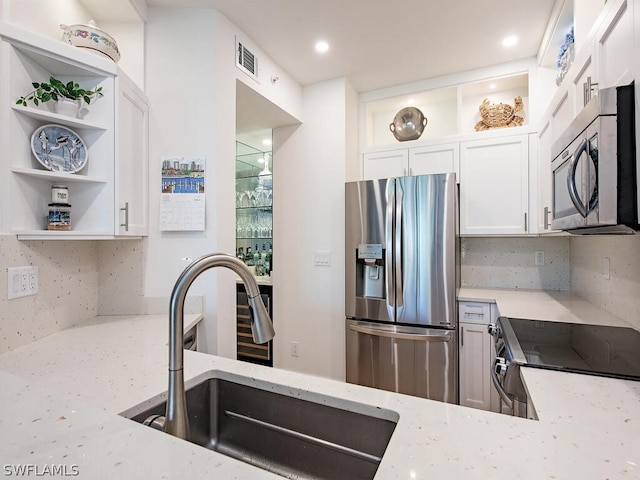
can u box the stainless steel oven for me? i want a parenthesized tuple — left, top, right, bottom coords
(488, 316, 640, 418)
(551, 83, 637, 234)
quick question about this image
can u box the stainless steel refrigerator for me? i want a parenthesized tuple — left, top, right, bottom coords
(345, 173, 458, 404)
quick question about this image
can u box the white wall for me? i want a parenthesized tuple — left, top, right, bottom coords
(272, 77, 356, 380)
(234, 33, 303, 125)
(0, 0, 90, 36)
(145, 7, 230, 356)
(144, 7, 303, 358)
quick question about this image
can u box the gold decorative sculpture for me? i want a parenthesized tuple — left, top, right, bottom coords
(474, 96, 524, 131)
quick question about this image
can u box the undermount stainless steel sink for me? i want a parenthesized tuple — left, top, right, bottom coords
(122, 371, 398, 480)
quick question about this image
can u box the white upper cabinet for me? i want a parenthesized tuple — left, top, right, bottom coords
(115, 70, 148, 236)
(358, 62, 536, 237)
(541, 0, 635, 144)
(409, 143, 459, 179)
(0, 22, 148, 239)
(362, 142, 459, 181)
(460, 134, 530, 236)
(536, 0, 635, 234)
(594, 0, 634, 89)
(362, 149, 408, 180)
(537, 121, 555, 232)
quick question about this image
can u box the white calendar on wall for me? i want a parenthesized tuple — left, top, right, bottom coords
(159, 156, 206, 231)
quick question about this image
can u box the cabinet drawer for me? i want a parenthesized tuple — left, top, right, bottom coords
(458, 301, 492, 325)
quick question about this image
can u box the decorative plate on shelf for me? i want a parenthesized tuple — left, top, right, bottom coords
(31, 124, 88, 173)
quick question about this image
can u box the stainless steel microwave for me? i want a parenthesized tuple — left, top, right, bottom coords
(551, 84, 638, 234)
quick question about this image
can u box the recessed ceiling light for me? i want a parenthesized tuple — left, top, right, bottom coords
(262, 139, 272, 146)
(315, 41, 329, 53)
(502, 35, 519, 48)
(488, 83, 497, 90)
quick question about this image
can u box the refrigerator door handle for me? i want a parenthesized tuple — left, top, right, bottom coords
(385, 181, 395, 315)
(348, 324, 452, 342)
(394, 181, 404, 309)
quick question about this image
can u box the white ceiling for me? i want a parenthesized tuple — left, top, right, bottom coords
(86, 0, 560, 148)
(146, 0, 558, 93)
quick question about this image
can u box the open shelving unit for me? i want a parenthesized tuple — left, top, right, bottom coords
(1, 23, 117, 238)
(362, 71, 531, 149)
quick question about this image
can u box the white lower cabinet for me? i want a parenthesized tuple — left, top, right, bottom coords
(459, 134, 529, 235)
(458, 301, 499, 412)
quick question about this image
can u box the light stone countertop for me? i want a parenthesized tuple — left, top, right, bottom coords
(458, 287, 635, 327)
(0, 298, 639, 479)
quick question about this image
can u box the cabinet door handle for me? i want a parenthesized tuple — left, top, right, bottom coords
(524, 212, 528, 232)
(120, 202, 129, 232)
(583, 79, 589, 106)
(543, 206, 550, 230)
(461, 326, 464, 346)
(583, 76, 598, 106)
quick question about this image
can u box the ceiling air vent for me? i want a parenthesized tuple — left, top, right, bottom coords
(236, 39, 259, 81)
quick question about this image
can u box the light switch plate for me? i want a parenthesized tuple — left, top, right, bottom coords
(313, 251, 331, 266)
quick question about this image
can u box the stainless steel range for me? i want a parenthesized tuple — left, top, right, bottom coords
(488, 317, 640, 417)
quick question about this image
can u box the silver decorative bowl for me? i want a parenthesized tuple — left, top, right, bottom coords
(389, 107, 427, 142)
(60, 21, 120, 63)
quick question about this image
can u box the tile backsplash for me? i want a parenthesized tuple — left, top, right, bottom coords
(97, 239, 202, 316)
(0, 237, 202, 354)
(2, 232, 637, 354)
(0, 235, 99, 353)
(570, 235, 640, 330)
(461, 237, 571, 291)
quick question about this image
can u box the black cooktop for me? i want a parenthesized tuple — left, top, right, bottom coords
(499, 317, 640, 381)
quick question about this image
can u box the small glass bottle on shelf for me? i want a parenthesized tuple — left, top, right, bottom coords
(244, 246, 253, 265)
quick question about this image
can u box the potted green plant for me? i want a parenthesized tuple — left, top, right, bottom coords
(16, 76, 103, 117)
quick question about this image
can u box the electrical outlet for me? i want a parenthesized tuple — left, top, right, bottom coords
(291, 341, 300, 357)
(534, 250, 545, 266)
(7, 266, 38, 299)
(29, 269, 38, 292)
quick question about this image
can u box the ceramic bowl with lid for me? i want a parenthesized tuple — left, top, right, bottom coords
(60, 21, 121, 63)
